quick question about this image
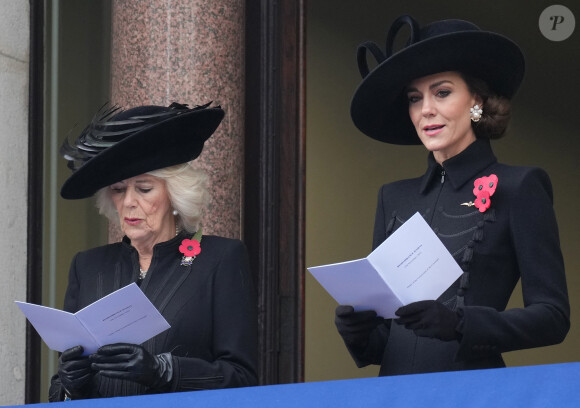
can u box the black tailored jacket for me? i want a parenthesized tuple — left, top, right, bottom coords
(345, 139, 570, 376)
(49, 232, 257, 400)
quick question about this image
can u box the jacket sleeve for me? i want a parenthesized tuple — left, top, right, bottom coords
(373, 184, 389, 250)
(456, 168, 570, 360)
(169, 240, 258, 391)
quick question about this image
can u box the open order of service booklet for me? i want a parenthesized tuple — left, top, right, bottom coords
(308, 212, 463, 318)
(15, 282, 170, 355)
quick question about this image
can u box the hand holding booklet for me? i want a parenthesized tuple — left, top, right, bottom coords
(308, 212, 463, 318)
(15, 283, 170, 355)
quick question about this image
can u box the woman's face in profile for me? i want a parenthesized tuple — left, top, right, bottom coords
(406, 71, 480, 163)
(110, 174, 175, 246)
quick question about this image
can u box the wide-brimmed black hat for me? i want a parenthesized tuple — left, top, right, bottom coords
(350, 15, 525, 145)
(60, 102, 224, 199)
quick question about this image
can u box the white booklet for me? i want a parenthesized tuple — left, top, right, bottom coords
(308, 212, 463, 318)
(15, 282, 171, 355)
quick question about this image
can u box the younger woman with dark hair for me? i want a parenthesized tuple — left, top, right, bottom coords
(334, 15, 569, 376)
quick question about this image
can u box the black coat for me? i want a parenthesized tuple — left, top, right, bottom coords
(346, 139, 570, 375)
(49, 232, 257, 399)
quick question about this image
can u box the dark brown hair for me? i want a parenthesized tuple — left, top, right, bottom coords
(460, 72, 512, 139)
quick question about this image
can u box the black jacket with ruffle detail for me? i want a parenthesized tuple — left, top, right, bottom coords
(345, 139, 569, 375)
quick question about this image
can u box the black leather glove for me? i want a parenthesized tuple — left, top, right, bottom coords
(58, 345, 94, 399)
(90, 343, 174, 390)
(395, 300, 460, 341)
(335, 305, 384, 349)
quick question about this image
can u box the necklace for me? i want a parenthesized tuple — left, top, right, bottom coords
(138, 229, 178, 281)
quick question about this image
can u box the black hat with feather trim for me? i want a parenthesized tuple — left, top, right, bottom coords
(350, 15, 525, 145)
(60, 102, 224, 199)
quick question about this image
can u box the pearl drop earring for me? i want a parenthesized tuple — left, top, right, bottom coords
(470, 104, 483, 122)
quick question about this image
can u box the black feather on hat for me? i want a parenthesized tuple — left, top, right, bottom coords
(350, 15, 525, 145)
(60, 102, 224, 199)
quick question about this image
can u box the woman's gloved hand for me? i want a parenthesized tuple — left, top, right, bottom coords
(395, 300, 461, 341)
(58, 345, 94, 399)
(90, 343, 174, 390)
(335, 305, 384, 349)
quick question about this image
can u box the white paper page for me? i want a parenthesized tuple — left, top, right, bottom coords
(367, 212, 463, 305)
(15, 302, 99, 354)
(75, 283, 171, 353)
(308, 258, 403, 318)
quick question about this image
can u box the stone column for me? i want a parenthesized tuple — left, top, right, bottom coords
(109, 0, 245, 239)
(0, 2, 29, 404)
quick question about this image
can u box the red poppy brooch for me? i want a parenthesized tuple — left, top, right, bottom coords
(461, 174, 498, 213)
(179, 228, 202, 266)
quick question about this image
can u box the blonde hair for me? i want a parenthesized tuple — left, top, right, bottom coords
(95, 163, 210, 233)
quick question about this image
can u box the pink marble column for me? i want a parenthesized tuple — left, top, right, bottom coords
(109, 0, 245, 240)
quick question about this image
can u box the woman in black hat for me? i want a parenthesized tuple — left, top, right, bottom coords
(49, 103, 257, 400)
(335, 15, 569, 375)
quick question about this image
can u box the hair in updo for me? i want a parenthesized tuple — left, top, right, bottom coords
(460, 72, 512, 140)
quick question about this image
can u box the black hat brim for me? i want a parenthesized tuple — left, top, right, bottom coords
(60, 107, 224, 199)
(350, 31, 525, 144)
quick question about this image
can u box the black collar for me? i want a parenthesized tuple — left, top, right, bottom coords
(122, 229, 192, 257)
(419, 139, 497, 193)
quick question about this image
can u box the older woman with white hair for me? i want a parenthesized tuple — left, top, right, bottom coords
(49, 102, 257, 401)
(95, 163, 210, 243)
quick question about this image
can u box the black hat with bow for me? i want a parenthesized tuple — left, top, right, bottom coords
(350, 15, 525, 145)
(60, 102, 224, 199)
